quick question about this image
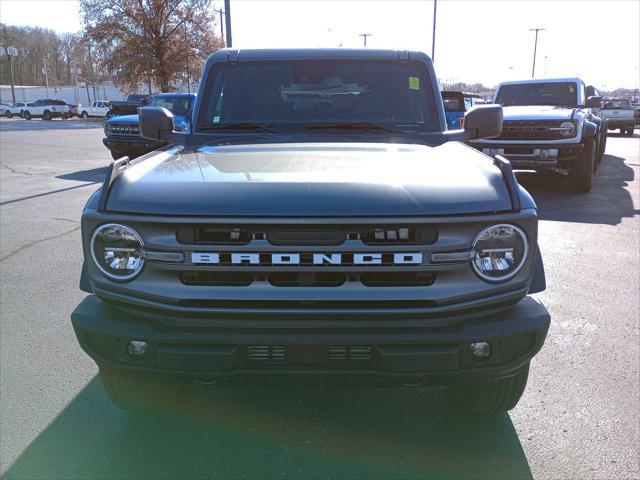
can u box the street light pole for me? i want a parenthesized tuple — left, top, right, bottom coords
(431, 0, 437, 62)
(358, 33, 371, 47)
(529, 27, 545, 78)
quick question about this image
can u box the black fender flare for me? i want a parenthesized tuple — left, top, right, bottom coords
(529, 245, 546, 294)
(582, 120, 598, 139)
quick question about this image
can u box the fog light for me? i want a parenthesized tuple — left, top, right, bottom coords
(127, 340, 149, 358)
(469, 341, 491, 360)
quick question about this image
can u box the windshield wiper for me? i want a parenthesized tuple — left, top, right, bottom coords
(306, 122, 399, 133)
(200, 123, 277, 133)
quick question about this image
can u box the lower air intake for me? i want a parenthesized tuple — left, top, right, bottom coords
(247, 345, 286, 364)
(329, 346, 372, 361)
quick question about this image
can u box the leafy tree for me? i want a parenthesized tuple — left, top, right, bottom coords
(80, 0, 223, 92)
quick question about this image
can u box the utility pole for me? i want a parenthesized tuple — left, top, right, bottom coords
(43, 59, 50, 97)
(183, 21, 190, 94)
(72, 60, 80, 105)
(214, 8, 225, 43)
(529, 28, 545, 78)
(143, 29, 152, 94)
(224, 0, 232, 47)
(87, 44, 97, 99)
(358, 33, 371, 47)
(431, 0, 437, 62)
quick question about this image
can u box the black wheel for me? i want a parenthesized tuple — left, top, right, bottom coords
(99, 367, 180, 411)
(81, 111, 89, 119)
(570, 137, 595, 193)
(62, 113, 69, 120)
(599, 133, 607, 162)
(619, 128, 625, 134)
(23, 111, 31, 120)
(6, 112, 12, 118)
(43, 110, 52, 120)
(448, 363, 530, 414)
(625, 128, 635, 136)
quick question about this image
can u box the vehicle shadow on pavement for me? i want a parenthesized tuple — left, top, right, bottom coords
(56, 167, 109, 183)
(0, 119, 103, 132)
(5, 377, 533, 480)
(517, 154, 637, 225)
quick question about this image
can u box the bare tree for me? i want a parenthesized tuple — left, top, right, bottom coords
(80, 0, 224, 92)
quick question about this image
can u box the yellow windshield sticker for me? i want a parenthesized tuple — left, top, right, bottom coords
(409, 76, 420, 90)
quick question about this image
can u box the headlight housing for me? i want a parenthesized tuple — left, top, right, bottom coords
(558, 121, 575, 137)
(90, 223, 144, 281)
(472, 224, 528, 282)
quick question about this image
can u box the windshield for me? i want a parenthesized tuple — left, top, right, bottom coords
(198, 60, 438, 131)
(495, 82, 578, 106)
(604, 99, 631, 109)
(150, 96, 193, 116)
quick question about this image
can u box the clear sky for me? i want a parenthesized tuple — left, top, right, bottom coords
(1, 0, 638, 89)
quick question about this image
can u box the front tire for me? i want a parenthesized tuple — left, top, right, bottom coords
(448, 363, 530, 414)
(23, 111, 31, 120)
(81, 111, 89, 119)
(570, 137, 595, 193)
(43, 110, 52, 120)
(625, 128, 635, 136)
(6, 112, 12, 118)
(99, 367, 180, 411)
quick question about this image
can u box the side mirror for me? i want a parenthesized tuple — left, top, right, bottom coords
(139, 107, 174, 141)
(463, 104, 503, 140)
(586, 96, 603, 108)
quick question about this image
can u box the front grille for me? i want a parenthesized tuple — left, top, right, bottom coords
(107, 124, 140, 136)
(177, 271, 435, 288)
(177, 225, 438, 246)
(497, 120, 573, 140)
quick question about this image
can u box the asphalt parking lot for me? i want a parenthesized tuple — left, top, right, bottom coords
(0, 117, 638, 479)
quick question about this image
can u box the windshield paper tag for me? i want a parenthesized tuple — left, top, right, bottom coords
(409, 76, 420, 90)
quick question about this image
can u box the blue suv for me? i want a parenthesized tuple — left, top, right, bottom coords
(103, 93, 195, 160)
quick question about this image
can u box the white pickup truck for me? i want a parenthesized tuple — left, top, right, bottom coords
(601, 98, 638, 136)
(79, 101, 111, 118)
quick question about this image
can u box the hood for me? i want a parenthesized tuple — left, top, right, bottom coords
(106, 142, 512, 216)
(107, 114, 139, 124)
(503, 105, 575, 121)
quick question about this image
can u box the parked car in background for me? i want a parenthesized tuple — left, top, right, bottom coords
(601, 98, 638, 136)
(5, 102, 29, 118)
(441, 91, 483, 129)
(103, 93, 195, 160)
(470, 77, 606, 193)
(79, 101, 111, 118)
(0, 103, 11, 115)
(67, 104, 79, 117)
(22, 99, 70, 120)
(108, 94, 149, 117)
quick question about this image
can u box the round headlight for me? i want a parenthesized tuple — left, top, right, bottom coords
(472, 224, 528, 282)
(91, 223, 144, 281)
(559, 121, 575, 136)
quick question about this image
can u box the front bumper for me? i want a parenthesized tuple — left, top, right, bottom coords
(102, 137, 164, 155)
(472, 143, 583, 171)
(71, 295, 550, 383)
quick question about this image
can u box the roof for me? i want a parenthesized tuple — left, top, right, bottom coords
(153, 92, 196, 97)
(441, 91, 482, 98)
(208, 48, 429, 62)
(498, 77, 584, 86)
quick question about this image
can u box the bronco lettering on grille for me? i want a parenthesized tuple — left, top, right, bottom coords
(190, 252, 423, 266)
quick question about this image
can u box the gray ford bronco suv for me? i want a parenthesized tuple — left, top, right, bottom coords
(71, 49, 550, 413)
